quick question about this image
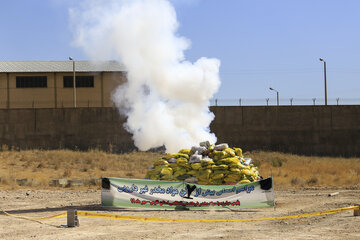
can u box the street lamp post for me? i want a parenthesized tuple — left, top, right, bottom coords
(269, 87, 279, 106)
(69, 57, 76, 108)
(319, 58, 327, 106)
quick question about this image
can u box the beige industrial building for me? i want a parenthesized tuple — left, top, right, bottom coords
(0, 61, 126, 108)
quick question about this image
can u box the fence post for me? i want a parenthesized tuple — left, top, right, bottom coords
(336, 98, 339, 105)
(67, 209, 79, 227)
(239, 98, 241, 106)
(215, 99, 218, 106)
(266, 98, 269, 106)
(312, 98, 316, 106)
(354, 206, 360, 216)
(290, 98, 293, 106)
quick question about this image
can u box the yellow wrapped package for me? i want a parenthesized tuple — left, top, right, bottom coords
(212, 164, 228, 171)
(212, 169, 228, 176)
(146, 169, 161, 180)
(173, 168, 187, 177)
(224, 173, 241, 182)
(213, 150, 228, 161)
(161, 175, 174, 181)
(164, 153, 189, 160)
(176, 153, 190, 160)
(224, 148, 236, 157)
(153, 159, 169, 166)
(160, 167, 173, 176)
(178, 149, 193, 155)
(191, 163, 202, 170)
(230, 162, 248, 169)
(219, 157, 240, 165)
(250, 167, 259, 178)
(210, 173, 224, 180)
(176, 157, 188, 166)
(209, 179, 223, 185)
(239, 179, 251, 184)
(187, 169, 198, 176)
(160, 167, 174, 180)
(233, 148, 243, 157)
(229, 168, 241, 173)
(172, 166, 182, 172)
(241, 168, 254, 176)
(201, 159, 214, 168)
(201, 165, 213, 170)
(169, 162, 178, 168)
(197, 169, 212, 181)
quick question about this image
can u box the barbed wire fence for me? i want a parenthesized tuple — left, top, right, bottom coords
(210, 98, 360, 106)
(0, 98, 358, 109)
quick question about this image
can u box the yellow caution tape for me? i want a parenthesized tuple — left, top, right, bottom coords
(2, 206, 359, 223)
(77, 205, 359, 223)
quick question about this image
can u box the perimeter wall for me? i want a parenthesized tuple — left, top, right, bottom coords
(210, 106, 360, 157)
(0, 106, 358, 156)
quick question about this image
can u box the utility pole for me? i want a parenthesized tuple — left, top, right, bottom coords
(69, 57, 76, 108)
(319, 58, 327, 105)
(269, 87, 279, 106)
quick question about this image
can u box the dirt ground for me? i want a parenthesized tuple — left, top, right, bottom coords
(0, 188, 359, 240)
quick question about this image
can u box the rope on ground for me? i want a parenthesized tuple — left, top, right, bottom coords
(0, 207, 66, 224)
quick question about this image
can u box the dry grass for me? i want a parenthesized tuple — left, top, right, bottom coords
(0, 148, 359, 190)
(245, 151, 360, 189)
(0, 148, 162, 189)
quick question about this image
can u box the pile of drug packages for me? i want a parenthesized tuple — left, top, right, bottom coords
(145, 141, 261, 185)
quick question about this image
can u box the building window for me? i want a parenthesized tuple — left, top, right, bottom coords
(16, 76, 47, 88)
(63, 76, 94, 88)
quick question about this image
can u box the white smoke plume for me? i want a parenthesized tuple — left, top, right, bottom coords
(70, 0, 221, 152)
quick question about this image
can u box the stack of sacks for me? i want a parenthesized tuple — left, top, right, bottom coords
(145, 141, 261, 185)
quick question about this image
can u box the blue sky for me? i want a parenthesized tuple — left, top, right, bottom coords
(0, 0, 359, 105)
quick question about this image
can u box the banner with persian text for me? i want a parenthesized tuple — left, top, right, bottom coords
(101, 177, 274, 210)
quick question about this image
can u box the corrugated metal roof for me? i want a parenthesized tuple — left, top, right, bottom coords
(0, 61, 126, 73)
